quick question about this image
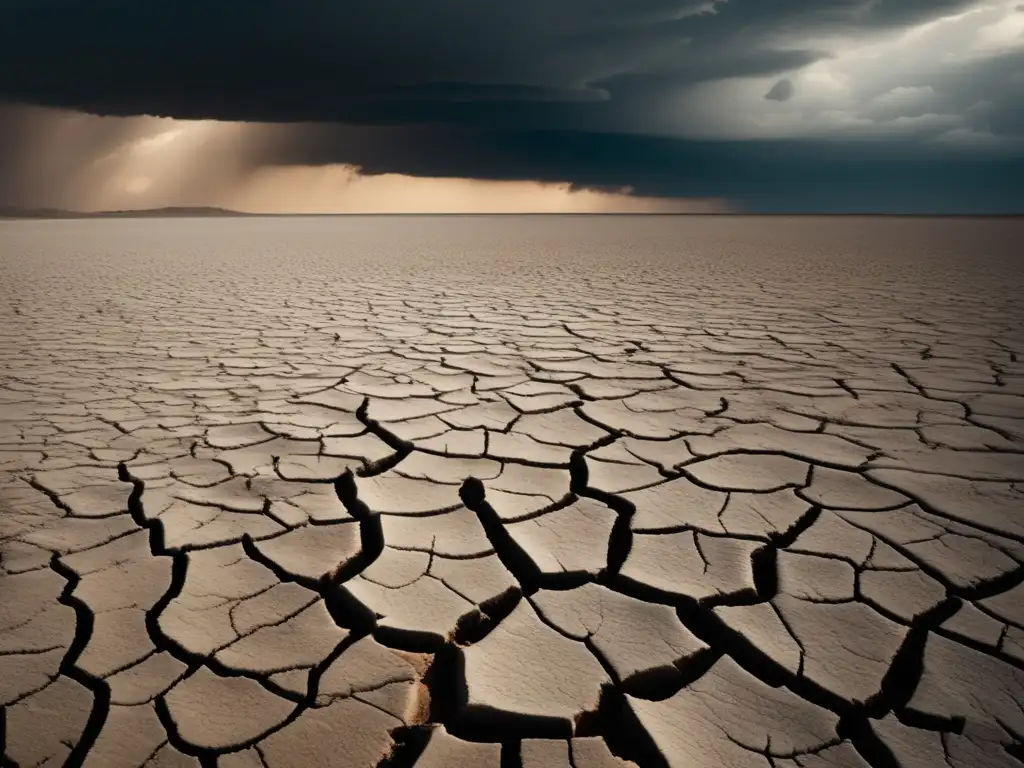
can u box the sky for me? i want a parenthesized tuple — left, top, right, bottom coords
(0, 0, 1022, 213)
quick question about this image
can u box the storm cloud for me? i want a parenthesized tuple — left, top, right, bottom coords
(0, 0, 1022, 211)
(0, 0, 993, 124)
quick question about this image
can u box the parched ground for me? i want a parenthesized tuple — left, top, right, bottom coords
(0, 216, 1022, 768)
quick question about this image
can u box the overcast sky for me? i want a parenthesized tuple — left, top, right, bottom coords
(1, 0, 1022, 213)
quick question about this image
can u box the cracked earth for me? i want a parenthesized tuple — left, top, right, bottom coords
(0, 216, 1021, 767)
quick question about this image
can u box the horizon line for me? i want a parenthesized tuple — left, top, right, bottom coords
(2, 206, 1022, 220)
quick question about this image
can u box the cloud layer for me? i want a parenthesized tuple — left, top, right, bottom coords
(1, 0, 1022, 211)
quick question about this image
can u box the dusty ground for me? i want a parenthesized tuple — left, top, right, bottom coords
(0, 216, 1022, 767)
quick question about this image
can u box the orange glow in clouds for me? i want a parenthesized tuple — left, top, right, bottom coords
(230, 165, 732, 214)
(6, 106, 733, 213)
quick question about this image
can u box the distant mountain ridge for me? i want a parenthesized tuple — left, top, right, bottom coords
(0, 206, 250, 219)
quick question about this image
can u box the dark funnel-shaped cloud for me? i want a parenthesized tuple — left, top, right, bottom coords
(765, 79, 795, 102)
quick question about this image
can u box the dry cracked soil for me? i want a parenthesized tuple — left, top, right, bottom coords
(0, 215, 1022, 768)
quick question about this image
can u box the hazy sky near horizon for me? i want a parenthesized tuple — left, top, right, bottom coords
(1, 0, 1022, 213)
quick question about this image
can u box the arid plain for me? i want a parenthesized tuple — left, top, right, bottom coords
(1, 215, 1021, 768)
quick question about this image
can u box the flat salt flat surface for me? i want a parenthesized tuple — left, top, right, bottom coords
(0, 215, 1022, 767)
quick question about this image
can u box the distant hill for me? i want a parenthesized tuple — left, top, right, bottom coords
(0, 206, 250, 219)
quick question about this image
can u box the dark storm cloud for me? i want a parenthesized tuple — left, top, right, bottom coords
(0, 0, 1021, 213)
(765, 79, 795, 101)
(235, 125, 1024, 213)
(0, 0, 983, 124)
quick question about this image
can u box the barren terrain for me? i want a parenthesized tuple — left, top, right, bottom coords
(1, 215, 1022, 767)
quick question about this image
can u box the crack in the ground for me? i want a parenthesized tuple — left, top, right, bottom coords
(49, 555, 111, 768)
